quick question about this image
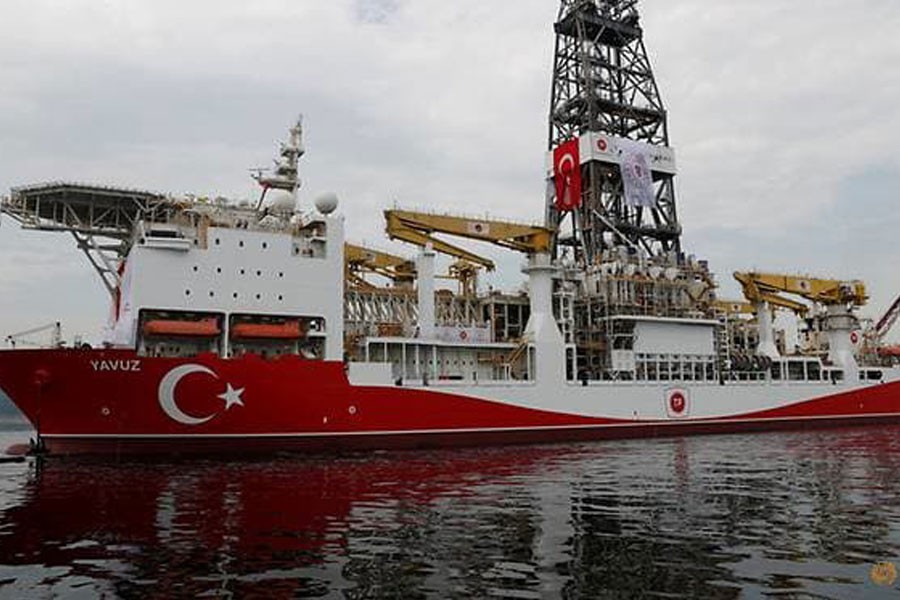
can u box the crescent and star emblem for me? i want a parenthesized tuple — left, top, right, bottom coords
(666, 389, 689, 418)
(558, 153, 575, 176)
(557, 153, 577, 209)
(158, 364, 245, 426)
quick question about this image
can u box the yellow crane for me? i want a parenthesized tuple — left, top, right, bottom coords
(344, 243, 484, 296)
(733, 272, 867, 311)
(384, 209, 555, 272)
(344, 243, 416, 289)
(713, 299, 757, 316)
(438, 260, 482, 297)
(716, 294, 809, 318)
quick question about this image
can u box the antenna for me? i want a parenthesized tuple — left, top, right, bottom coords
(252, 117, 306, 211)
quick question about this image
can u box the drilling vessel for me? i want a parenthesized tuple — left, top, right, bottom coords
(1, 0, 899, 455)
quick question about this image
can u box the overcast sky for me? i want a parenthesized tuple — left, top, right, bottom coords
(1, 0, 899, 344)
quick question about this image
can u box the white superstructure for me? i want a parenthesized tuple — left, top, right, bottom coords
(107, 210, 345, 361)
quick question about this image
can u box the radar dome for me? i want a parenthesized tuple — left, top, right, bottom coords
(265, 189, 297, 213)
(315, 192, 339, 215)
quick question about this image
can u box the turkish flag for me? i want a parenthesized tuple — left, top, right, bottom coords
(553, 138, 582, 212)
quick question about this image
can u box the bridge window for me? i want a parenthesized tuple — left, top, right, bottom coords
(788, 361, 805, 381)
(866, 370, 884, 381)
(807, 362, 821, 381)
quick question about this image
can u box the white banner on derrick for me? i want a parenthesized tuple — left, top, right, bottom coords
(621, 141, 656, 208)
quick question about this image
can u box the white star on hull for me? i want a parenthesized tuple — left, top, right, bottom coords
(218, 383, 245, 410)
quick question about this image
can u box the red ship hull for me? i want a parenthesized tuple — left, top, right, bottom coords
(2, 349, 900, 456)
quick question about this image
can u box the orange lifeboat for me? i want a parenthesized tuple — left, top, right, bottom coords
(230, 321, 305, 341)
(143, 318, 220, 337)
(878, 345, 900, 358)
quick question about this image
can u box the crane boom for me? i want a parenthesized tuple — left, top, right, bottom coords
(384, 210, 555, 271)
(715, 296, 808, 317)
(734, 272, 868, 308)
(5, 322, 62, 349)
(714, 300, 755, 315)
(344, 243, 416, 288)
(874, 293, 900, 341)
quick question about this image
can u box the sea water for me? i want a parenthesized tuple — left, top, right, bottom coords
(0, 421, 899, 598)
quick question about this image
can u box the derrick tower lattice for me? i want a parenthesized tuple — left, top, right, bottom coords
(547, 0, 681, 263)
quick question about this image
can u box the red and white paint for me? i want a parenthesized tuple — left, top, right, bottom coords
(2, 349, 899, 455)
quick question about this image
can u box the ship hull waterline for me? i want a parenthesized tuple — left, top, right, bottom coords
(36, 415, 900, 456)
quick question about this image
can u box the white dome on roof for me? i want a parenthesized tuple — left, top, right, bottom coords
(315, 192, 339, 215)
(265, 189, 296, 213)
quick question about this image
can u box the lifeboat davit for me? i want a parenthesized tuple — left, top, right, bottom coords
(142, 318, 220, 337)
(878, 345, 900, 358)
(230, 321, 305, 340)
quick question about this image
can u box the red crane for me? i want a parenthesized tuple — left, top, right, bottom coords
(874, 294, 900, 342)
(871, 293, 900, 358)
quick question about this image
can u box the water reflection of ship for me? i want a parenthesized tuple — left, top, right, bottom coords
(2, 430, 900, 597)
(0, 446, 571, 597)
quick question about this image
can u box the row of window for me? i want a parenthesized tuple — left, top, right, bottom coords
(210, 237, 325, 259)
(143, 341, 323, 360)
(636, 360, 718, 382)
(771, 361, 884, 383)
(772, 361, 822, 382)
(144, 343, 215, 358)
(184, 290, 286, 302)
(370, 355, 481, 368)
(191, 265, 286, 279)
(213, 238, 271, 250)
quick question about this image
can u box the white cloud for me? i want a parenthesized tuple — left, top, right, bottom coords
(1, 0, 899, 341)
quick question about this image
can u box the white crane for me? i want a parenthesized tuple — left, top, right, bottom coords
(5, 322, 62, 349)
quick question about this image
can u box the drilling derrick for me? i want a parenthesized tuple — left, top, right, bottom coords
(547, 1, 716, 382)
(548, 0, 681, 262)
